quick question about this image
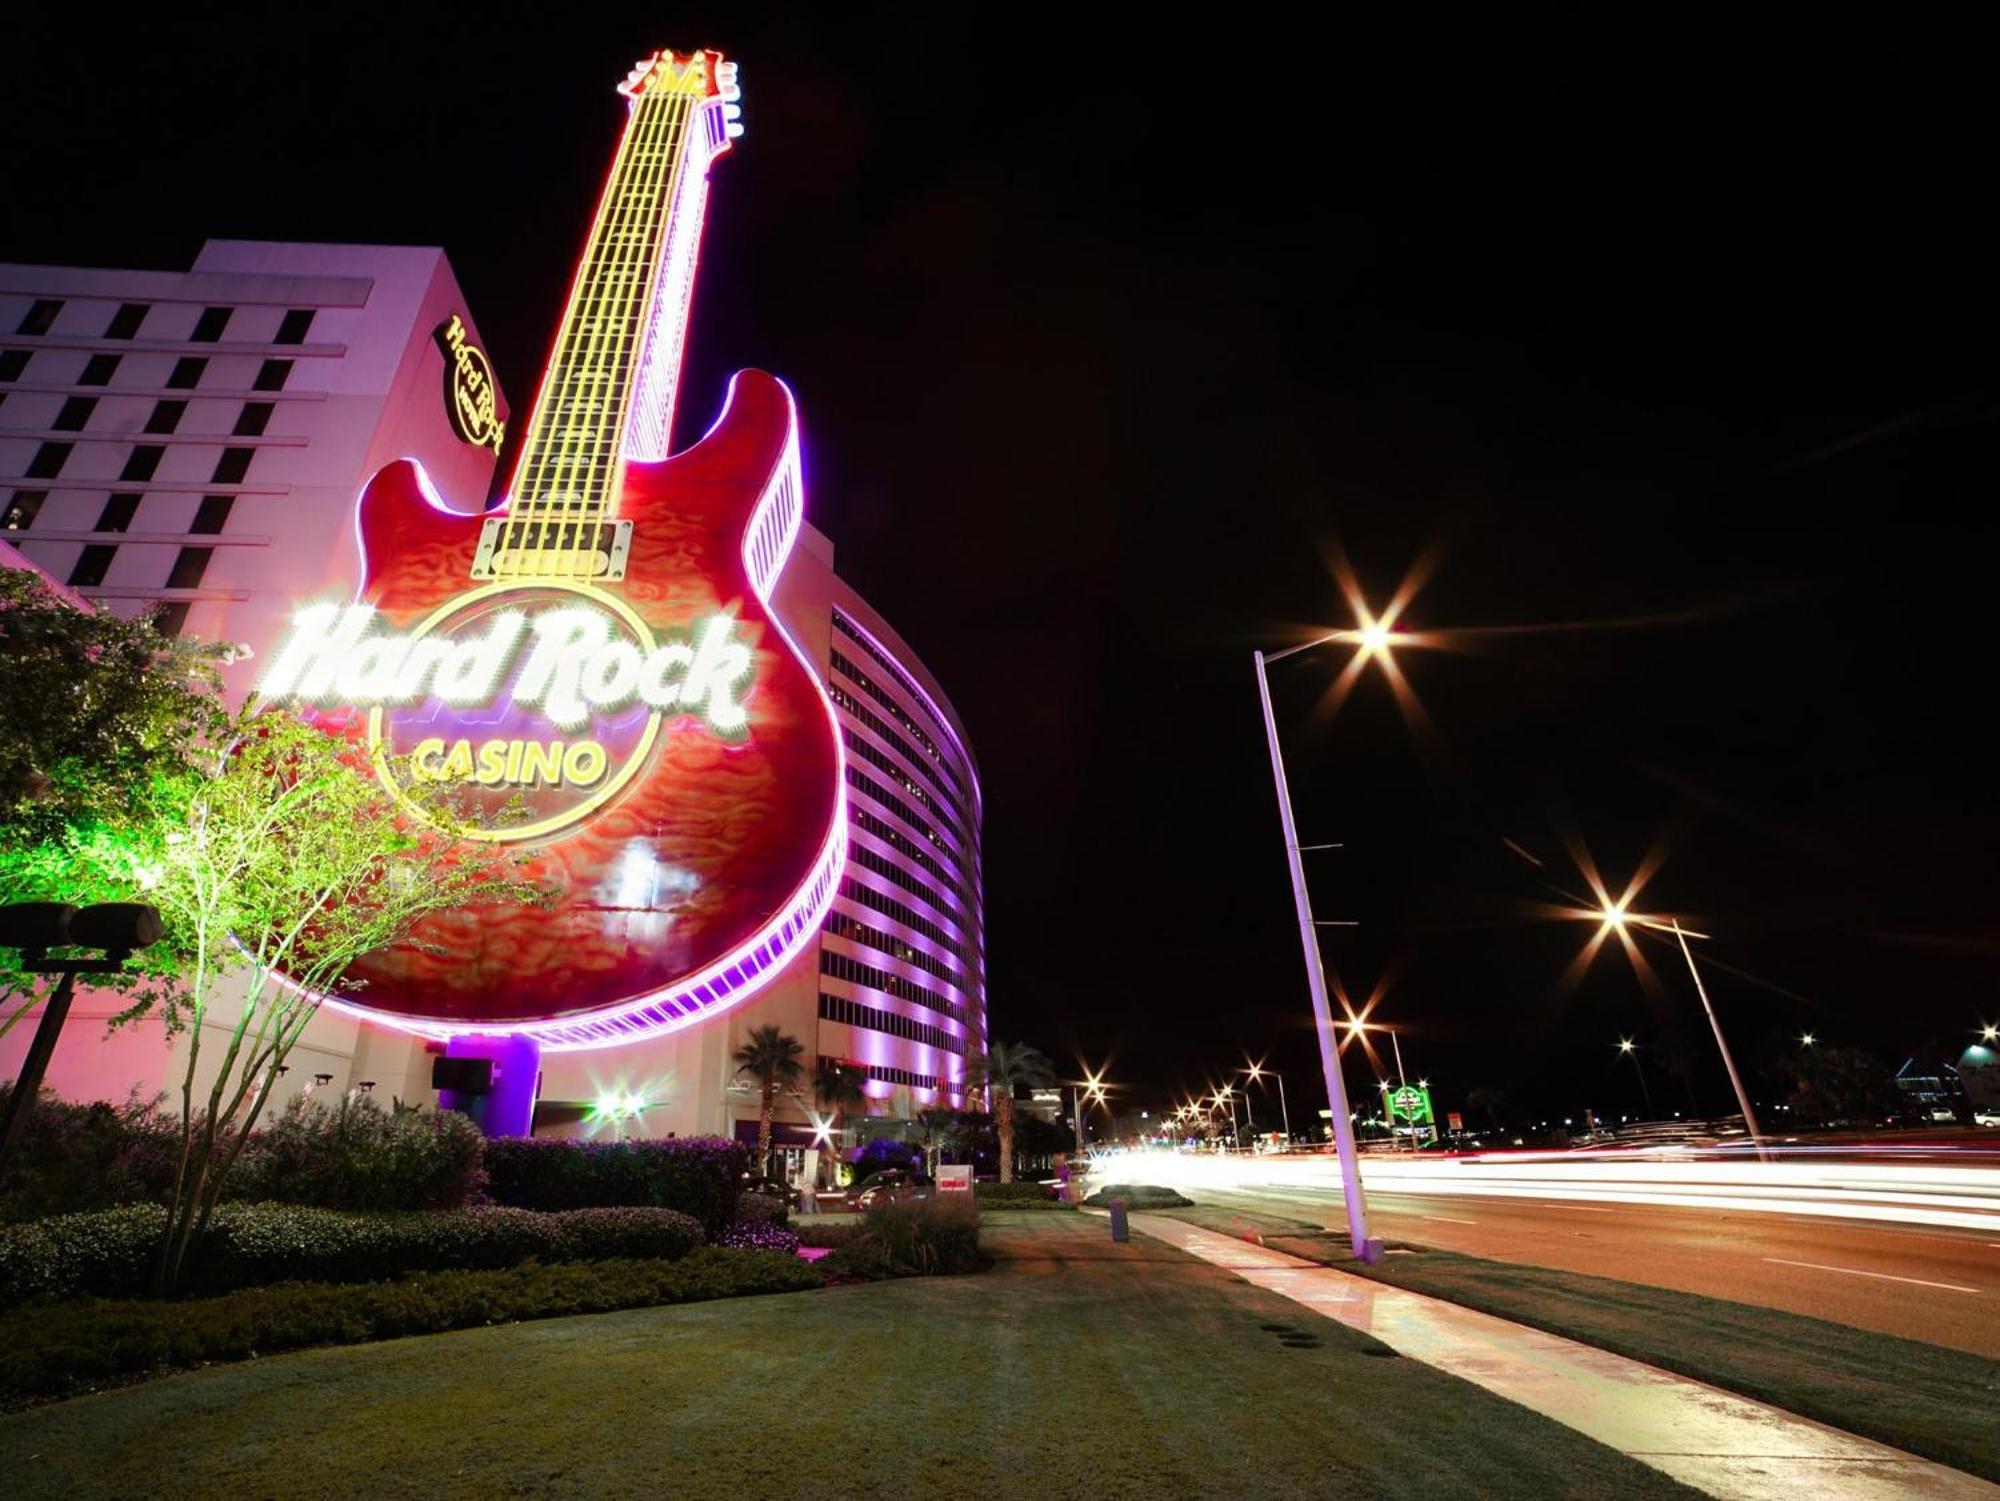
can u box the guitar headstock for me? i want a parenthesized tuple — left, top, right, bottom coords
(620, 49, 743, 138)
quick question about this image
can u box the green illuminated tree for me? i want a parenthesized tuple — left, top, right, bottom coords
(734, 1025, 804, 1171)
(1, 571, 537, 1291)
(0, 569, 226, 1039)
(144, 709, 538, 1292)
(966, 1041, 1055, 1183)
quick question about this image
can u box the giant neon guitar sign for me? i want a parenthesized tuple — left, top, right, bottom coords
(263, 50, 846, 1049)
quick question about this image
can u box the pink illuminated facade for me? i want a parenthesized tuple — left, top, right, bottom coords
(1, 241, 986, 1172)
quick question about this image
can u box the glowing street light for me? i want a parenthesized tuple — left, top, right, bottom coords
(1801, 1033, 1816, 1047)
(1240, 1061, 1293, 1143)
(1983, 1024, 1998, 1044)
(1616, 1037, 1656, 1118)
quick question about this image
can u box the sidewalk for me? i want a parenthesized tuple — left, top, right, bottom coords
(1133, 1213, 1999, 1501)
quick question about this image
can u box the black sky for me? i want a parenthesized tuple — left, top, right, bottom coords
(9, 7, 1996, 1124)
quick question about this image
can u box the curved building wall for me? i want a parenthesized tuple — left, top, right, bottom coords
(815, 568, 988, 1111)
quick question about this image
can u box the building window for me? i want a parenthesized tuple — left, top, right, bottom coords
(152, 601, 191, 637)
(68, 545, 115, 588)
(232, 402, 273, 437)
(27, 442, 72, 479)
(167, 356, 207, 389)
(104, 303, 149, 339)
(166, 547, 213, 590)
(16, 300, 62, 336)
(189, 495, 233, 534)
(0, 350, 28, 382)
(3, 491, 47, 530)
(144, 399, 187, 435)
(211, 447, 253, 484)
(252, 358, 292, 392)
(52, 396, 97, 431)
(190, 306, 232, 343)
(96, 494, 141, 532)
(274, 309, 315, 345)
(121, 445, 164, 482)
(79, 353, 120, 385)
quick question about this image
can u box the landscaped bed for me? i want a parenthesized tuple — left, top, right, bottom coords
(0, 1210, 1700, 1499)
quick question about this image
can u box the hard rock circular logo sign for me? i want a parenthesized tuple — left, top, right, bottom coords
(261, 581, 753, 842)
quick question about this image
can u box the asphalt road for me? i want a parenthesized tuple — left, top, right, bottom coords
(1197, 1180, 2000, 1356)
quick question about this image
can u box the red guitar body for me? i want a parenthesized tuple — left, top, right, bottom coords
(327, 370, 843, 1040)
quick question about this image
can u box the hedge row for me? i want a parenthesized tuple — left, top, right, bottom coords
(0, 1249, 823, 1404)
(974, 1182, 1066, 1207)
(481, 1136, 750, 1235)
(0, 1202, 703, 1305)
(0, 1091, 753, 1232)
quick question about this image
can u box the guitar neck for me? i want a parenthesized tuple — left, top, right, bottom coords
(505, 51, 734, 530)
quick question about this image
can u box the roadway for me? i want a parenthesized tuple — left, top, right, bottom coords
(1192, 1177, 1999, 1355)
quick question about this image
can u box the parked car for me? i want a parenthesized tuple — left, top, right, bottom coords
(842, 1168, 925, 1212)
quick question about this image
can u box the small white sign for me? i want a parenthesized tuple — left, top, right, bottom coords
(937, 1164, 973, 1194)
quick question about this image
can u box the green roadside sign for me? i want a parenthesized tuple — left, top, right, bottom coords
(1386, 1085, 1433, 1126)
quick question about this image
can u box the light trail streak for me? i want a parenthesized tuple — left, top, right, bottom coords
(1086, 1147, 2000, 1235)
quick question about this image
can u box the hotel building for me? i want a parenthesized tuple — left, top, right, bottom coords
(1, 242, 985, 1178)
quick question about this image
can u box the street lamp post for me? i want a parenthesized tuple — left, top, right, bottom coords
(1253, 646, 1379, 1261)
(1617, 1038, 1657, 1117)
(1243, 1064, 1292, 1144)
(1671, 919, 1767, 1161)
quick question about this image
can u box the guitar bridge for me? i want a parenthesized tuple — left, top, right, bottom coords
(471, 517, 633, 581)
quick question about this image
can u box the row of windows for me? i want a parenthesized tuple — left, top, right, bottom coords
(14, 299, 314, 346)
(37, 394, 274, 437)
(3, 491, 233, 536)
(818, 1055, 964, 1098)
(836, 878, 975, 972)
(828, 681, 972, 834)
(816, 993, 965, 1057)
(823, 909, 970, 993)
(847, 763, 969, 879)
(853, 806, 974, 913)
(819, 947, 969, 1028)
(843, 731, 970, 850)
(62, 542, 214, 592)
(846, 843, 971, 940)
(19, 440, 256, 486)
(827, 641, 975, 811)
(0, 352, 292, 394)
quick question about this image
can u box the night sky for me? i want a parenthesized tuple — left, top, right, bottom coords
(9, 9, 1995, 1125)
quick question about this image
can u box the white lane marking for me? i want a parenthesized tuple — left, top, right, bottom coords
(1761, 1257, 1981, 1293)
(1419, 1214, 1478, 1224)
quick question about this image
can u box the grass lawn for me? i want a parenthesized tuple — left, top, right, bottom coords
(1165, 1213, 2000, 1485)
(0, 1211, 1698, 1500)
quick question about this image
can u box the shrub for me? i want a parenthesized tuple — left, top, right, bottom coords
(0, 1248, 824, 1403)
(0, 1088, 179, 1222)
(228, 1095, 486, 1211)
(715, 1219, 801, 1254)
(792, 1220, 864, 1250)
(734, 1189, 790, 1229)
(975, 1181, 1065, 1207)
(482, 1136, 749, 1234)
(1082, 1184, 1193, 1209)
(821, 1195, 981, 1279)
(0, 1202, 704, 1305)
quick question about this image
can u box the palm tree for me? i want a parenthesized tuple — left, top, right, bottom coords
(810, 1059, 868, 1186)
(734, 1025, 805, 1172)
(967, 1041, 1055, 1183)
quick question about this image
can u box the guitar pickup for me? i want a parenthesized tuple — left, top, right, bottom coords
(471, 518, 633, 581)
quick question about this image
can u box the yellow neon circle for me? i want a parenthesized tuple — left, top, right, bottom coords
(366, 580, 664, 843)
